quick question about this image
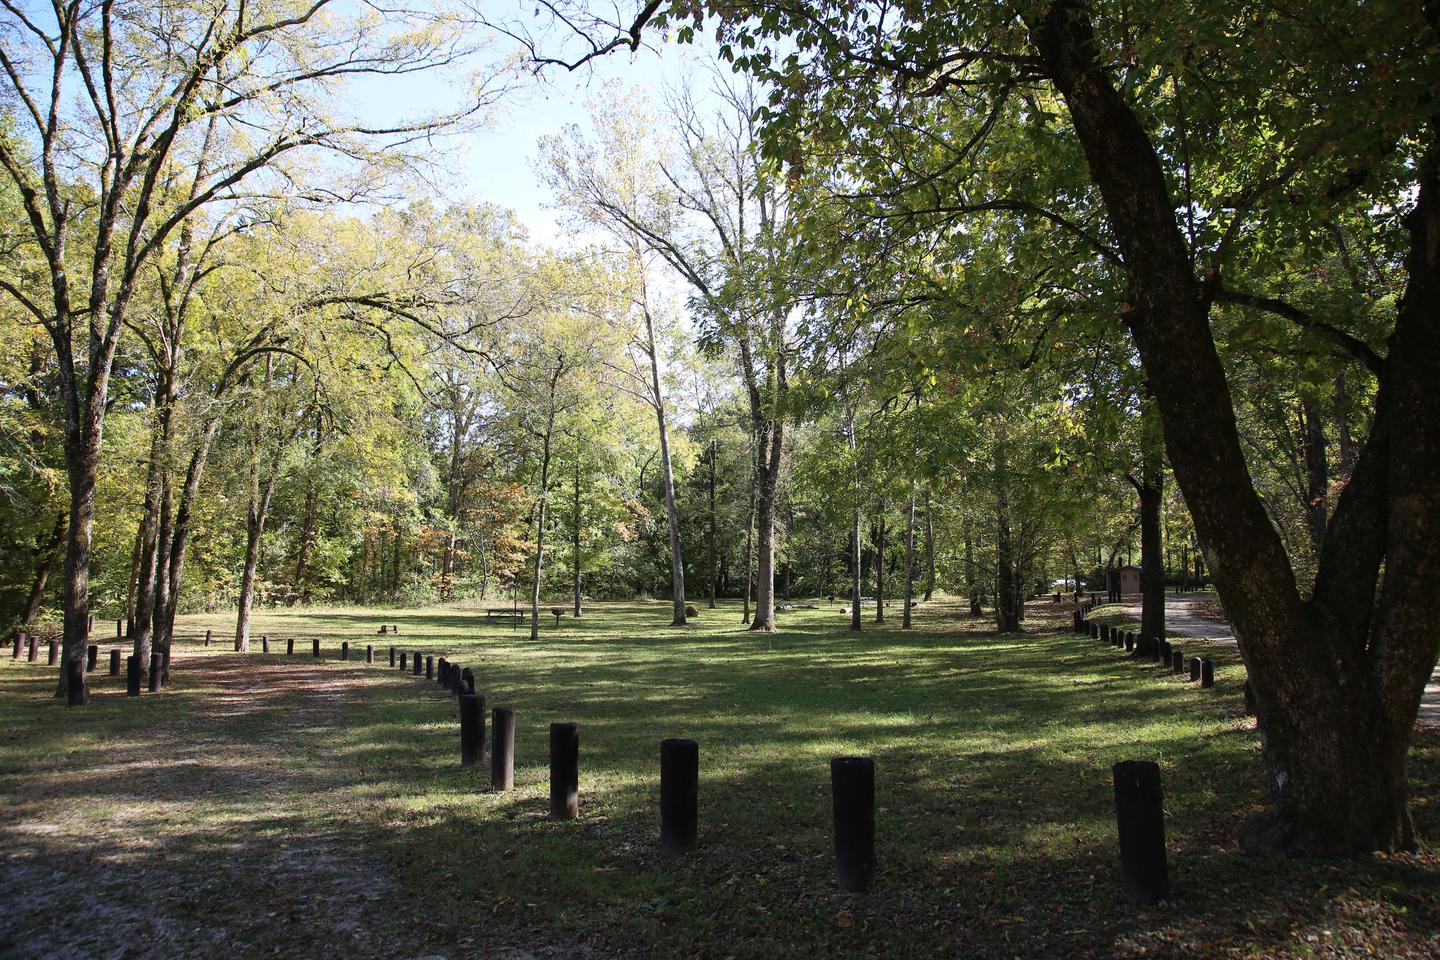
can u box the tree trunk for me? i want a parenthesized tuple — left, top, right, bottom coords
(157, 418, 221, 659)
(573, 453, 583, 617)
(922, 487, 935, 602)
(750, 419, 782, 632)
(874, 502, 886, 624)
(1301, 399, 1329, 557)
(965, 529, 981, 617)
(234, 455, 279, 652)
(1136, 473, 1164, 652)
(902, 489, 917, 629)
(742, 465, 756, 625)
(708, 439, 718, 608)
(1029, 1, 1440, 852)
(130, 423, 166, 676)
(530, 416, 554, 643)
(21, 513, 65, 628)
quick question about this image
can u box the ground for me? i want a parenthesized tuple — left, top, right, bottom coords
(1, 599, 1436, 959)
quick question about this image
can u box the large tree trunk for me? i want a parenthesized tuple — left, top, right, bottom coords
(1029, 1, 1440, 852)
(641, 307, 687, 626)
(1135, 470, 1164, 653)
(130, 421, 167, 676)
(234, 455, 279, 652)
(21, 513, 65, 628)
(157, 419, 221, 659)
(995, 497, 1019, 632)
(742, 465, 756, 625)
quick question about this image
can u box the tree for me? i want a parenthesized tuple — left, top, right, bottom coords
(0, 0, 502, 698)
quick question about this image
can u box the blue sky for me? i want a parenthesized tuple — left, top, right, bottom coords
(353, 28, 715, 245)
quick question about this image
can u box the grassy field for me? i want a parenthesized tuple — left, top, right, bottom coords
(1, 598, 1436, 959)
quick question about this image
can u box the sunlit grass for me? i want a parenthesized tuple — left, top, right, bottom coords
(0, 597, 1435, 958)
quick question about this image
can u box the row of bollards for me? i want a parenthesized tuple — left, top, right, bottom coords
(1076, 610, 1220, 694)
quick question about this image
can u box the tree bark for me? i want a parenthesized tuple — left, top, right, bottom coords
(1029, 0, 1440, 852)
(530, 411, 555, 643)
(573, 452, 583, 617)
(1301, 398, 1329, 557)
(874, 502, 886, 624)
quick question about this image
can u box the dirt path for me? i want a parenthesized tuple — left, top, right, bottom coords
(1118, 593, 1440, 729)
(0, 657, 423, 960)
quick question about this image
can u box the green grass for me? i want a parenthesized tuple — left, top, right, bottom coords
(1, 598, 1436, 958)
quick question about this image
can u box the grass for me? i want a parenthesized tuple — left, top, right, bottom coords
(0, 597, 1436, 958)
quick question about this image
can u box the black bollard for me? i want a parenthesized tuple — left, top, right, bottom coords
(460, 694, 486, 766)
(367, 644, 374, 664)
(109, 648, 121, 676)
(11, 633, 20, 659)
(399, 651, 407, 671)
(492, 707, 516, 791)
(149, 653, 163, 692)
(29, 635, 37, 661)
(66, 659, 85, 706)
(86, 644, 98, 672)
(549, 722, 580, 819)
(262, 635, 270, 654)
(205, 628, 212, 647)
(1090, 622, 1099, 639)
(1200, 658, 1214, 688)
(389, 646, 396, 667)
(660, 738, 700, 855)
(461, 667, 475, 696)
(1171, 650, 1185, 675)
(117, 619, 123, 639)
(437, 658, 448, 685)
(1189, 657, 1202, 682)
(1158, 639, 1171, 665)
(342, 641, 350, 661)
(1100, 624, 1109, 644)
(126, 655, 141, 697)
(47, 639, 57, 664)
(312, 638, 320, 658)
(1147, 637, 1160, 663)
(831, 756, 876, 893)
(425, 656, 434, 680)
(1113, 760, 1168, 904)
(412, 652, 422, 676)
(1124, 633, 1134, 653)
(289, 637, 296, 656)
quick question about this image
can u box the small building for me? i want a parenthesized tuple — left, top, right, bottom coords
(1107, 565, 1143, 600)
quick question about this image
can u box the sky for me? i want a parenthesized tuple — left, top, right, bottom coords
(353, 23, 718, 246)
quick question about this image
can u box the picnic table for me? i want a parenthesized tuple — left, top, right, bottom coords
(486, 609, 527, 626)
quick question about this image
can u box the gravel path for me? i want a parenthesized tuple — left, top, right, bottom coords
(1118, 593, 1440, 729)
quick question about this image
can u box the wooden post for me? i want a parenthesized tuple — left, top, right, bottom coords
(126, 655, 141, 697)
(109, 649, 121, 676)
(460, 693, 486, 766)
(1112, 760, 1168, 904)
(437, 658, 448, 685)
(47, 639, 57, 664)
(1158, 639, 1171, 665)
(312, 638, 320, 658)
(287, 637, 295, 656)
(262, 635, 270, 654)
(399, 651, 407, 671)
(86, 644, 98, 672)
(117, 619, 123, 639)
(492, 707, 516, 791)
(205, 628, 211, 647)
(660, 738, 699, 854)
(426, 655, 434, 680)
(388, 646, 396, 666)
(461, 667, 475, 696)
(342, 641, 350, 661)
(412, 652, 422, 676)
(549, 722, 580, 819)
(367, 644, 374, 663)
(12, 633, 21, 658)
(1171, 650, 1185, 675)
(831, 756, 875, 893)
(1200, 658, 1214, 688)
(148, 653, 163, 692)
(1189, 657, 1202, 682)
